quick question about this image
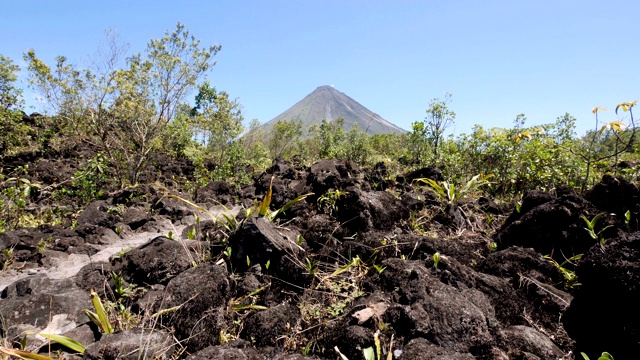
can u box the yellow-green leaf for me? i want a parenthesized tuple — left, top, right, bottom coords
(616, 100, 637, 115)
(0, 347, 54, 360)
(600, 120, 627, 134)
(89, 290, 113, 334)
(258, 175, 274, 217)
(38, 333, 86, 354)
(592, 106, 607, 114)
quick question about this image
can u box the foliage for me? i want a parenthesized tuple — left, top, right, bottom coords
(317, 189, 348, 215)
(36, 333, 86, 354)
(416, 174, 493, 206)
(83, 289, 114, 334)
(54, 152, 109, 205)
(411, 93, 456, 164)
(581, 352, 614, 360)
(25, 23, 220, 185)
(257, 175, 313, 221)
(190, 82, 245, 166)
(0, 55, 31, 155)
(0, 166, 56, 232)
(308, 118, 346, 159)
(269, 119, 302, 159)
(581, 213, 613, 245)
(572, 103, 638, 191)
(544, 254, 583, 289)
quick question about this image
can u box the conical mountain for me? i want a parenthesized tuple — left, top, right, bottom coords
(261, 85, 406, 136)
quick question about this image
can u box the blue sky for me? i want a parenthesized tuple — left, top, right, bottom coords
(2, 1, 638, 136)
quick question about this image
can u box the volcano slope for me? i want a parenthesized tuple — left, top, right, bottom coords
(0, 156, 638, 360)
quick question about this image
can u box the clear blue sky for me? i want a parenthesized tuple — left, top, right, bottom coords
(2, 1, 638, 136)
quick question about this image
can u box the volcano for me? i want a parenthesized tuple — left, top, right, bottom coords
(260, 85, 406, 136)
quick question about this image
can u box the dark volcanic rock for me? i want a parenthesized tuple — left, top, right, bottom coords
(122, 207, 150, 230)
(228, 215, 305, 283)
(563, 232, 640, 358)
(112, 236, 198, 286)
(83, 328, 174, 360)
(396, 167, 443, 184)
(152, 192, 196, 220)
(0, 276, 89, 339)
(195, 180, 238, 205)
(499, 325, 564, 359)
(242, 303, 300, 347)
(585, 175, 640, 230)
(336, 187, 409, 233)
(401, 337, 475, 359)
(495, 193, 613, 261)
(185, 342, 262, 360)
(77, 200, 116, 228)
(158, 262, 231, 352)
(377, 258, 496, 354)
(306, 159, 358, 195)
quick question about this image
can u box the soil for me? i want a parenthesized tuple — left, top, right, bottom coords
(1, 152, 639, 360)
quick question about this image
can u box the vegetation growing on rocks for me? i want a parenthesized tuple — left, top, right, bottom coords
(1, 24, 639, 360)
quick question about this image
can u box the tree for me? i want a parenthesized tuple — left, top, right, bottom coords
(423, 92, 456, 164)
(268, 119, 302, 159)
(0, 55, 30, 155)
(190, 82, 244, 166)
(0, 55, 22, 111)
(25, 23, 221, 184)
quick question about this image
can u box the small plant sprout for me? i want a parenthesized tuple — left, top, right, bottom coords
(187, 227, 196, 240)
(167, 230, 174, 240)
(373, 264, 386, 274)
(317, 189, 349, 215)
(433, 252, 441, 269)
(223, 246, 232, 259)
(246, 255, 251, 267)
(624, 210, 631, 228)
(83, 290, 114, 334)
(304, 257, 319, 276)
(581, 213, 613, 245)
(544, 254, 583, 289)
(265, 259, 271, 270)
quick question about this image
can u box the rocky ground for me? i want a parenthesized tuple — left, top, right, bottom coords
(1, 151, 639, 360)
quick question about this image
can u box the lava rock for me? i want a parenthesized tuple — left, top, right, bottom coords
(157, 262, 231, 352)
(563, 232, 640, 358)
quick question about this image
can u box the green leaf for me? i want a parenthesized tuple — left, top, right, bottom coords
(269, 192, 313, 220)
(599, 352, 614, 360)
(38, 333, 86, 353)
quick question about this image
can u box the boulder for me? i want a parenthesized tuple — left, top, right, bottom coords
(83, 328, 174, 360)
(112, 236, 200, 286)
(563, 232, 640, 358)
(228, 215, 305, 284)
(0, 276, 90, 339)
(156, 262, 231, 352)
